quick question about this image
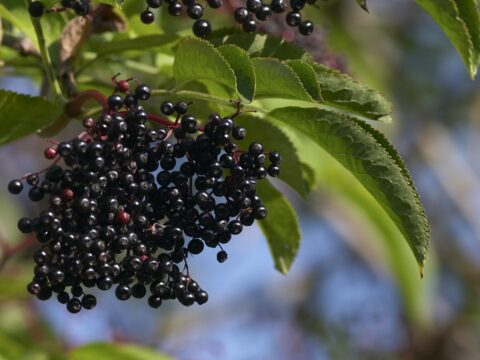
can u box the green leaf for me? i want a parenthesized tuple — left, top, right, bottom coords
(209, 31, 309, 60)
(268, 107, 430, 272)
(416, 0, 480, 78)
(173, 38, 237, 95)
(251, 58, 312, 101)
(257, 180, 301, 274)
(89, 34, 181, 56)
(70, 343, 172, 360)
(0, 90, 62, 145)
(91, 0, 125, 6)
(285, 60, 322, 101)
(235, 115, 309, 197)
(311, 63, 392, 122)
(0, 3, 36, 43)
(217, 44, 256, 102)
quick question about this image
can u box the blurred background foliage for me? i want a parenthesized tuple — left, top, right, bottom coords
(1, 0, 480, 359)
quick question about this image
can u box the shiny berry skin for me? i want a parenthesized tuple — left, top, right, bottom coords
(147, 0, 163, 7)
(242, 19, 257, 33)
(115, 285, 132, 300)
(181, 115, 197, 133)
(116, 80, 130, 92)
(160, 101, 175, 115)
(28, 2, 44, 17)
(192, 19, 212, 38)
(271, 0, 288, 13)
(255, 5, 271, 21)
(148, 296, 162, 308)
(135, 84, 151, 100)
(140, 10, 155, 24)
(234, 7, 249, 23)
(168, 2, 183, 16)
(108, 94, 123, 110)
(286, 11, 302, 27)
(207, 0, 222, 8)
(117, 210, 131, 224)
(17, 218, 32, 233)
(187, 3, 204, 19)
(299, 20, 314, 36)
(8, 180, 23, 194)
(290, 0, 305, 11)
(43, 147, 57, 160)
(246, 0, 262, 11)
(67, 298, 82, 313)
(174, 101, 189, 114)
(195, 290, 208, 304)
(269, 151, 282, 164)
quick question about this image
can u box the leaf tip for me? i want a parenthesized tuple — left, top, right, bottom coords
(419, 264, 424, 278)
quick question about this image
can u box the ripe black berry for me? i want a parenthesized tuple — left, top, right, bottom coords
(28, 2, 44, 18)
(140, 10, 155, 24)
(160, 101, 175, 115)
(242, 19, 257, 33)
(290, 0, 305, 11)
(299, 20, 314, 36)
(234, 7, 249, 23)
(174, 101, 189, 114)
(217, 250, 228, 263)
(108, 94, 123, 110)
(207, 0, 222, 8)
(271, 0, 288, 13)
(246, 0, 262, 11)
(187, 4, 204, 19)
(147, 0, 163, 7)
(255, 5, 271, 21)
(168, 2, 183, 16)
(286, 11, 302, 27)
(135, 84, 151, 100)
(192, 19, 212, 38)
(17, 218, 32, 233)
(8, 180, 23, 194)
(66, 298, 82, 313)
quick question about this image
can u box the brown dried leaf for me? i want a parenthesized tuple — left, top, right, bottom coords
(92, 5, 127, 33)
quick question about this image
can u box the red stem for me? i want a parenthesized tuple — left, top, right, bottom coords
(65, 89, 108, 118)
(0, 235, 36, 271)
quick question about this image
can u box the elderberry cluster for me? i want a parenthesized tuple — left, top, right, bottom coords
(8, 79, 281, 313)
(234, 0, 314, 35)
(140, 0, 316, 37)
(28, 0, 91, 18)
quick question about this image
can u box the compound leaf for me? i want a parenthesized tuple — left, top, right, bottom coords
(268, 107, 430, 272)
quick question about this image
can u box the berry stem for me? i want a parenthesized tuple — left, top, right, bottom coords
(24, 0, 63, 100)
(0, 235, 36, 271)
(146, 114, 177, 128)
(65, 90, 108, 117)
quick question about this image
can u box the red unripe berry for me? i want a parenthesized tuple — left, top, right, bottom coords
(44, 147, 57, 159)
(117, 211, 131, 224)
(61, 188, 74, 202)
(83, 117, 95, 128)
(117, 80, 129, 93)
(140, 255, 148, 262)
